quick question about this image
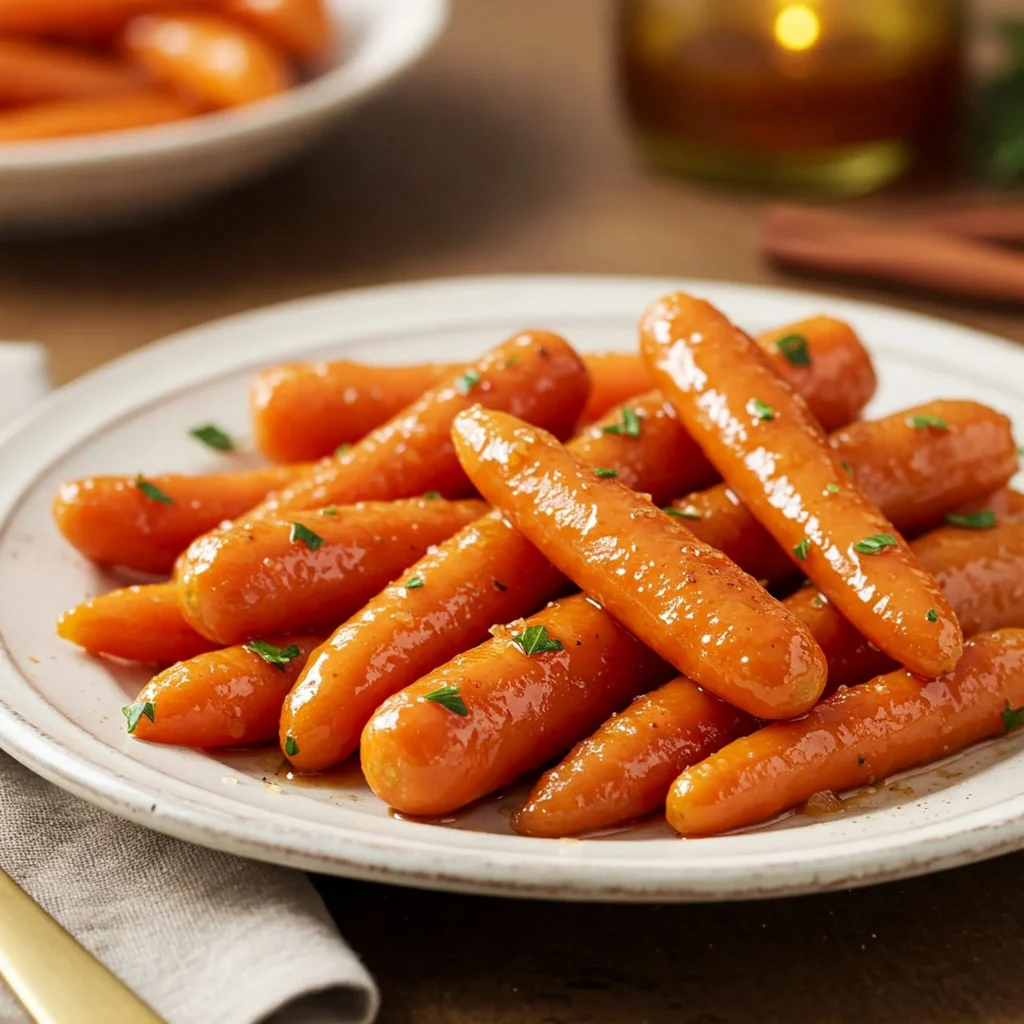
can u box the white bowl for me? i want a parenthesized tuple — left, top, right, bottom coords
(0, 0, 448, 235)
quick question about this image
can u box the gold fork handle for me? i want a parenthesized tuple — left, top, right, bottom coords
(0, 868, 165, 1024)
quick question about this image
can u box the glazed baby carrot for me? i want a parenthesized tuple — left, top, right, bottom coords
(666, 629, 1024, 837)
(128, 633, 324, 747)
(53, 462, 312, 574)
(253, 331, 589, 515)
(359, 594, 675, 817)
(642, 291, 963, 679)
(57, 583, 217, 664)
(251, 317, 875, 463)
(0, 38, 140, 104)
(451, 408, 828, 719)
(516, 516, 1024, 837)
(225, 0, 336, 60)
(0, 0, 217, 34)
(178, 497, 486, 644)
(0, 89, 194, 143)
(669, 400, 1020, 585)
(122, 12, 292, 108)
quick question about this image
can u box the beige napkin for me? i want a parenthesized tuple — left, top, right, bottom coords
(0, 343, 379, 1024)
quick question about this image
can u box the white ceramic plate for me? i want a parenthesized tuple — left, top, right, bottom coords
(0, 0, 447, 234)
(1, 276, 1022, 902)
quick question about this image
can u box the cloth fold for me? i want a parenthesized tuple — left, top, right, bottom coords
(0, 343, 379, 1024)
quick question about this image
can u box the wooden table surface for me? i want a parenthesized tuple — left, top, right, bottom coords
(3, 2, 1023, 1021)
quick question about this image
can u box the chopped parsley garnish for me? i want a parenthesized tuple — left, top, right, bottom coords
(594, 467, 618, 478)
(335, 443, 352, 457)
(857, 756, 866, 766)
(826, 483, 841, 494)
(854, 533, 899, 555)
(663, 506, 701, 520)
(190, 424, 235, 451)
(284, 735, 300, 756)
(122, 701, 155, 734)
(907, 414, 949, 431)
(840, 460, 855, 477)
(1002, 700, 1024, 732)
(926, 609, 938, 622)
(792, 538, 810, 561)
(319, 507, 338, 516)
(244, 639, 301, 669)
(423, 685, 468, 716)
(504, 356, 519, 368)
(945, 510, 996, 530)
(601, 407, 641, 438)
(424, 491, 441, 500)
(456, 369, 481, 395)
(404, 576, 425, 589)
(511, 624, 565, 656)
(134, 475, 174, 505)
(290, 522, 324, 550)
(775, 333, 811, 367)
(749, 398, 775, 421)
(810, 594, 826, 610)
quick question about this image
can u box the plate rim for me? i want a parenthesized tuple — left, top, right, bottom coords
(2, 272, 1024, 902)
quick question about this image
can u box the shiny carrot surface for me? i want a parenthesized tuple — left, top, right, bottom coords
(642, 291, 963, 679)
(225, 0, 335, 60)
(515, 517, 1024, 837)
(53, 462, 312, 574)
(0, 89, 194, 142)
(0, 38, 139, 104)
(252, 331, 590, 516)
(670, 400, 1020, 585)
(359, 594, 675, 817)
(122, 12, 292, 108)
(0, 0, 217, 34)
(57, 583, 216, 664)
(666, 629, 1024, 837)
(129, 633, 324, 747)
(452, 407, 827, 719)
(178, 497, 486, 644)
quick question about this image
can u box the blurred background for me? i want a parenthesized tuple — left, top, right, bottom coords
(1, 0, 1023, 391)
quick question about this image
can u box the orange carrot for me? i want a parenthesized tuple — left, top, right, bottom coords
(0, 89, 194, 142)
(224, 0, 335, 60)
(578, 352, 656, 425)
(359, 594, 674, 817)
(178, 497, 486, 644)
(0, 38, 140, 104)
(122, 12, 292, 108)
(53, 462, 312, 574)
(666, 629, 1024, 837)
(451, 407, 827, 719)
(252, 331, 590, 516)
(57, 583, 217, 664)
(0, 0, 218, 35)
(128, 633, 324, 747)
(515, 517, 1024, 837)
(642, 291, 962, 679)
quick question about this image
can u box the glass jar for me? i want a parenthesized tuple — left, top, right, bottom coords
(618, 0, 965, 194)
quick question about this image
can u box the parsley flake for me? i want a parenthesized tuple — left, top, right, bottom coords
(857, 756, 866, 766)
(190, 423, 235, 451)
(601, 407, 642, 438)
(424, 491, 441, 500)
(122, 701, 155, 734)
(793, 538, 810, 561)
(945, 510, 996, 530)
(456, 369, 481, 395)
(775, 333, 811, 367)
(826, 483, 841, 494)
(405, 576, 425, 590)
(840, 460, 855, 477)
(135, 475, 174, 505)
(907, 414, 949, 431)
(854, 533, 899, 555)
(244, 639, 301, 670)
(319, 507, 338, 516)
(284, 735, 300, 756)
(594, 467, 618, 478)
(504, 356, 519, 368)
(926, 609, 938, 622)
(423, 685, 468, 716)
(290, 522, 324, 550)
(664, 506, 701, 520)
(512, 624, 564, 656)
(335, 443, 352, 457)
(749, 398, 775, 421)
(1002, 700, 1024, 732)
(810, 594, 826, 610)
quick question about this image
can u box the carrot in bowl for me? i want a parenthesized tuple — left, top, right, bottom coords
(225, 0, 336, 61)
(0, 38, 140, 105)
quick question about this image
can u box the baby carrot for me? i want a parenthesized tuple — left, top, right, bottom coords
(0, 89, 194, 143)
(642, 291, 963, 679)
(57, 583, 217, 664)
(667, 629, 1024, 837)
(359, 594, 675, 817)
(0, 0, 217, 35)
(224, 0, 336, 60)
(516, 517, 1024, 837)
(0, 38, 139, 105)
(670, 399, 1020, 585)
(178, 497, 486, 644)
(251, 317, 875, 463)
(53, 462, 312, 574)
(252, 331, 590, 516)
(122, 12, 292, 108)
(128, 633, 324, 747)
(452, 407, 828, 719)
